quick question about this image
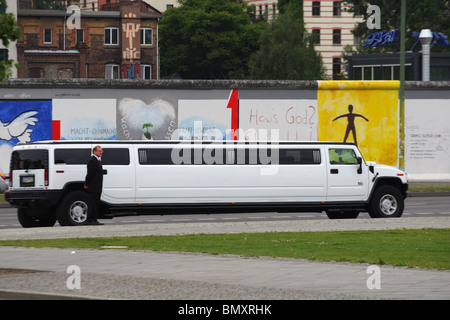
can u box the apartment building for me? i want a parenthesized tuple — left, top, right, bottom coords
(245, 0, 278, 22)
(76, 0, 179, 12)
(17, 0, 161, 79)
(303, 0, 362, 79)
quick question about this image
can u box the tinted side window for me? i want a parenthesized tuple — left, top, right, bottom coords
(11, 150, 49, 170)
(55, 149, 91, 165)
(139, 148, 172, 165)
(137, 147, 321, 165)
(102, 148, 130, 165)
(279, 149, 321, 165)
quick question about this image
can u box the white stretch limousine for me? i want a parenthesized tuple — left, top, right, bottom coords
(5, 140, 408, 227)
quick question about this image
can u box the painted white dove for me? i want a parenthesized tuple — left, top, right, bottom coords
(0, 111, 39, 143)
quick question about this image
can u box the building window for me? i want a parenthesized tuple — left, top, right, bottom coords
(0, 49, 8, 62)
(166, 4, 174, 9)
(141, 65, 152, 79)
(333, 29, 341, 45)
(29, 67, 44, 78)
(140, 28, 153, 46)
(312, 1, 320, 16)
(44, 28, 52, 44)
(57, 68, 73, 79)
(431, 66, 450, 81)
(105, 27, 118, 45)
(105, 64, 120, 79)
(312, 29, 320, 45)
(76, 29, 84, 44)
(333, 1, 341, 16)
(333, 58, 341, 80)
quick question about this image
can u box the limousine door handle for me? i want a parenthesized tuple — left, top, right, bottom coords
(330, 169, 339, 174)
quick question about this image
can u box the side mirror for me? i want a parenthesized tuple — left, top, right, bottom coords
(357, 157, 363, 174)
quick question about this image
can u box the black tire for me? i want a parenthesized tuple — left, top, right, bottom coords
(326, 210, 359, 219)
(368, 185, 404, 218)
(56, 191, 90, 226)
(17, 208, 57, 228)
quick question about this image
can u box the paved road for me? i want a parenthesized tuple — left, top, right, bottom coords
(1, 195, 450, 229)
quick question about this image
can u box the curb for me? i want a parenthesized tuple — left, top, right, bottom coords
(0, 289, 103, 300)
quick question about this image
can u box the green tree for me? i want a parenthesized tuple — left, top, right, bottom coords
(159, 0, 269, 79)
(0, 0, 21, 82)
(277, 0, 302, 18)
(249, 4, 326, 80)
(344, 0, 450, 53)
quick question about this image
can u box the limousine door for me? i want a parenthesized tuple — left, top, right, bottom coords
(101, 147, 135, 204)
(326, 147, 369, 201)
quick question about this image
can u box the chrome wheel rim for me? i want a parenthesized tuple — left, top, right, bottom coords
(379, 195, 397, 215)
(69, 201, 88, 223)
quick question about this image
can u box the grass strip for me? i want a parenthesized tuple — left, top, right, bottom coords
(1, 228, 449, 270)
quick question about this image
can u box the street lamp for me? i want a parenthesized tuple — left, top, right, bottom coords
(419, 29, 433, 81)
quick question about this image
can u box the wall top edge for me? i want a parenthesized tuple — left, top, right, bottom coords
(404, 81, 450, 90)
(0, 79, 319, 90)
(1, 79, 449, 90)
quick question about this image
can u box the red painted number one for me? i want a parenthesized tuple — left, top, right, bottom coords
(227, 89, 239, 140)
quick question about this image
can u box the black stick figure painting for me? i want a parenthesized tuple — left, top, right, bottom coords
(332, 104, 369, 146)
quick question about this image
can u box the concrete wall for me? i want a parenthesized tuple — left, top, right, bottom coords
(0, 79, 449, 181)
(404, 82, 450, 181)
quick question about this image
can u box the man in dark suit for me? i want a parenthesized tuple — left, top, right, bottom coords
(84, 145, 104, 225)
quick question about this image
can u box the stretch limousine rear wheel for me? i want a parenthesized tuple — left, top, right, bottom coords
(368, 185, 404, 218)
(56, 191, 89, 226)
(18, 208, 57, 228)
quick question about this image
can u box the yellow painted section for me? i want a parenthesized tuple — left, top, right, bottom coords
(318, 80, 400, 90)
(317, 81, 399, 166)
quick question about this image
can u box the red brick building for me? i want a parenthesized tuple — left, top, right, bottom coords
(17, 0, 161, 79)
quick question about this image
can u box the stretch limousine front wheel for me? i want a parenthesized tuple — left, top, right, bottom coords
(56, 191, 90, 226)
(368, 185, 404, 218)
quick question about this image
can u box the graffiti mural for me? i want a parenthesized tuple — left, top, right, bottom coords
(331, 104, 369, 147)
(117, 98, 176, 140)
(178, 99, 231, 140)
(0, 100, 52, 173)
(240, 99, 317, 141)
(317, 81, 399, 166)
(52, 99, 117, 140)
(122, 64, 141, 79)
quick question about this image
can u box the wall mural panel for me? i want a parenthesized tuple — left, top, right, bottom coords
(117, 98, 177, 140)
(52, 99, 117, 140)
(0, 100, 52, 173)
(405, 99, 450, 180)
(317, 81, 399, 166)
